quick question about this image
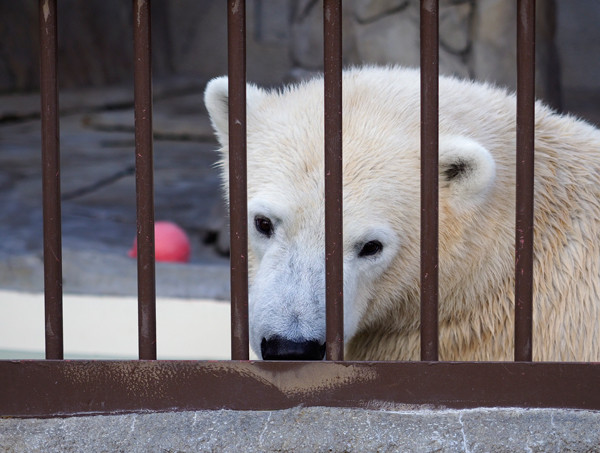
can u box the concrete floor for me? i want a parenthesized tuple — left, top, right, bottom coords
(0, 83, 234, 359)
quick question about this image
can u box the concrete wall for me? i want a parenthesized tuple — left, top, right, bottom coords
(2, 407, 600, 452)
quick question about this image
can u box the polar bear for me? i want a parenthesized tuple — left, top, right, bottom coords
(204, 66, 600, 361)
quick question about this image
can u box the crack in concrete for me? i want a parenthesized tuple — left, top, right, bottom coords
(129, 414, 137, 434)
(258, 411, 272, 447)
(61, 165, 135, 201)
(458, 413, 470, 453)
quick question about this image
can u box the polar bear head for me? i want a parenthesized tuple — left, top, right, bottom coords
(204, 67, 500, 360)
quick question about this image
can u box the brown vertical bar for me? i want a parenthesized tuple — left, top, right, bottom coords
(39, 0, 63, 360)
(420, 0, 439, 362)
(228, 0, 249, 360)
(133, 0, 157, 360)
(323, 0, 344, 361)
(515, 0, 536, 362)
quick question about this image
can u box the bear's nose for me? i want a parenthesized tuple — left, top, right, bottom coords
(261, 336, 326, 360)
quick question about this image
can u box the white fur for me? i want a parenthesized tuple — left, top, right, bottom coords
(205, 66, 600, 361)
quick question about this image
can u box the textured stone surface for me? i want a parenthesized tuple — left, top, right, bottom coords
(4, 0, 600, 119)
(287, 0, 559, 102)
(471, 0, 517, 91)
(354, 0, 409, 23)
(439, 1, 471, 54)
(351, 3, 422, 68)
(1, 407, 599, 452)
(348, 0, 473, 80)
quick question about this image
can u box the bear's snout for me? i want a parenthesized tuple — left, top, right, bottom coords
(260, 336, 326, 360)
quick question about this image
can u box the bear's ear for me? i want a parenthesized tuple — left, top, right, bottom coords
(204, 76, 267, 146)
(439, 136, 496, 208)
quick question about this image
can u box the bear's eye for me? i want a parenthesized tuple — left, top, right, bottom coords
(358, 240, 383, 258)
(254, 215, 274, 237)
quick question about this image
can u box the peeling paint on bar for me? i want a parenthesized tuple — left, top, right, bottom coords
(515, 0, 536, 362)
(2, 361, 600, 416)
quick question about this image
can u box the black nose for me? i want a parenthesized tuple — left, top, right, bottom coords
(261, 336, 326, 360)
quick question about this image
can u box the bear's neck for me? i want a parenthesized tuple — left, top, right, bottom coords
(346, 280, 515, 361)
(346, 312, 513, 361)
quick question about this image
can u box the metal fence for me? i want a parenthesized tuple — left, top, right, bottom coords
(1, 0, 599, 418)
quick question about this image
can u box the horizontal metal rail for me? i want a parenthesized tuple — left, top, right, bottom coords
(2, 361, 599, 416)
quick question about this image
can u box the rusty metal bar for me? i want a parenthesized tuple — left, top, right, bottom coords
(228, 0, 250, 360)
(2, 360, 600, 416)
(133, 0, 157, 360)
(323, 0, 344, 361)
(420, 0, 439, 362)
(515, 0, 536, 362)
(39, 0, 63, 360)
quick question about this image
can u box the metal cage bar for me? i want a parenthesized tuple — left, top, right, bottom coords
(39, 0, 64, 360)
(3, 0, 598, 420)
(515, 0, 536, 362)
(420, 0, 440, 362)
(133, 0, 157, 360)
(228, 0, 250, 360)
(323, 0, 344, 361)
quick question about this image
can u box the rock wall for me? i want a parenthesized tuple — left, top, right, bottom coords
(288, 0, 560, 106)
(1, 1, 560, 104)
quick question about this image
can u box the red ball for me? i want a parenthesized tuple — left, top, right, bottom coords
(128, 221, 191, 263)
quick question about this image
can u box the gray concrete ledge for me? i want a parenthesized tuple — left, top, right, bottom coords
(0, 249, 230, 300)
(1, 407, 599, 452)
